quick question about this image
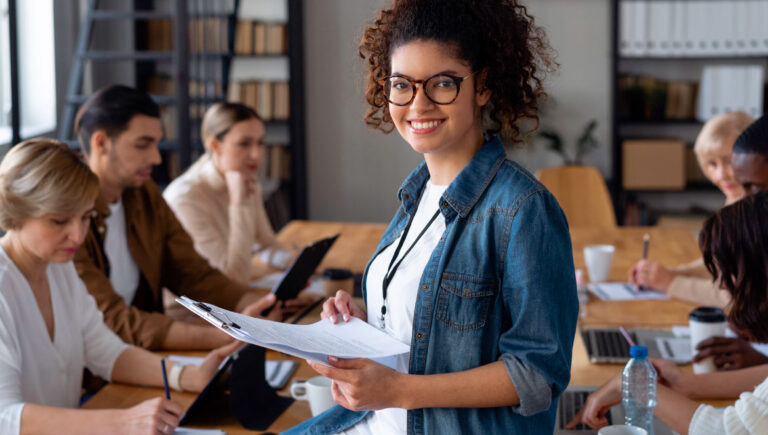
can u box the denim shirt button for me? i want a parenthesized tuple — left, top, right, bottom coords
(421, 284, 428, 290)
(416, 332, 423, 340)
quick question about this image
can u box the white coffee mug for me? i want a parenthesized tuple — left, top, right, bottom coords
(584, 245, 615, 283)
(290, 376, 335, 416)
(597, 425, 648, 435)
(689, 306, 727, 374)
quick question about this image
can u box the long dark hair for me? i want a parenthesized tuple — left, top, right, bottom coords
(700, 191, 768, 342)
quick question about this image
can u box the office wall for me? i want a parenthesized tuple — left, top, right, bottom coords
(304, 0, 611, 222)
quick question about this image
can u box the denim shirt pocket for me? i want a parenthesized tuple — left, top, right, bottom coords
(436, 272, 496, 332)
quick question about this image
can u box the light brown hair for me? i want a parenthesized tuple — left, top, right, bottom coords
(201, 102, 262, 151)
(0, 139, 99, 230)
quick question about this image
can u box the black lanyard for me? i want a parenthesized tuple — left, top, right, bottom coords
(379, 208, 441, 329)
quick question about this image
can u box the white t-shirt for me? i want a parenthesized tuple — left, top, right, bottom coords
(104, 199, 140, 304)
(342, 180, 447, 435)
(0, 247, 129, 435)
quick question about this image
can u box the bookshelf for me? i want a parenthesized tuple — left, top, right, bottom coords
(225, 0, 306, 229)
(60, 0, 306, 229)
(609, 0, 768, 225)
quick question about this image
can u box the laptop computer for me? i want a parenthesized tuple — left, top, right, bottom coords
(554, 386, 676, 434)
(581, 328, 691, 364)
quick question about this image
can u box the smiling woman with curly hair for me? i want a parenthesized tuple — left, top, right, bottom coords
(359, 0, 555, 143)
(285, 1, 577, 434)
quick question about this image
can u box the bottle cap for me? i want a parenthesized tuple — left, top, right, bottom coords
(629, 345, 648, 358)
(689, 306, 726, 323)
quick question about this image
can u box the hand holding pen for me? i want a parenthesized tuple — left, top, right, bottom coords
(628, 233, 676, 292)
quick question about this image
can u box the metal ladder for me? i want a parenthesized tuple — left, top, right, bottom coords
(59, 0, 239, 169)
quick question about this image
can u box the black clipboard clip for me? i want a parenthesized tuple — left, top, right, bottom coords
(194, 301, 241, 330)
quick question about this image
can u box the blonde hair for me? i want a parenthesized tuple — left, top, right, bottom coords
(0, 139, 99, 230)
(201, 102, 261, 151)
(694, 112, 755, 168)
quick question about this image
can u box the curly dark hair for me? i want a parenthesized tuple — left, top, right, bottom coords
(358, 0, 555, 143)
(700, 191, 768, 342)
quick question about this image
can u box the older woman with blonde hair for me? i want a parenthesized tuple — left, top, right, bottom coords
(0, 139, 237, 435)
(628, 111, 753, 308)
(163, 102, 295, 285)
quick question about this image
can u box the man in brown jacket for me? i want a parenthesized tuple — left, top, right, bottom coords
(74, 85, 281, 350)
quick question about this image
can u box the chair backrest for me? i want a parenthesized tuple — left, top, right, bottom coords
(536, 165, 617, 228)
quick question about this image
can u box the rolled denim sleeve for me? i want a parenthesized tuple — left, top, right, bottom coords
(499, 189, 578, 416)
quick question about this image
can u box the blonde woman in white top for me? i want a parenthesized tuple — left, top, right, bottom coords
(164, 102, 295, 285)
(0, 139, 239, 435)
(628, 111, 753, 309)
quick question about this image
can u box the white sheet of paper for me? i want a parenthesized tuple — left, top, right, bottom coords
(655, 336, 692, 363)
(587, 282, 670, 301)
(177, 297, 410, 369)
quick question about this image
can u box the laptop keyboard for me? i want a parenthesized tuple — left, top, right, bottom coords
(582, 329, 637, 361)
(559, 390, 613, 431)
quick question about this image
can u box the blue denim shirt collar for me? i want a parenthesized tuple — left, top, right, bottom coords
(397, 135, 507, 220)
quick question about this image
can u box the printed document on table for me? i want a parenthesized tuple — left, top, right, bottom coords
(177, 296, 410, 369)
(587, 282, 670, 301)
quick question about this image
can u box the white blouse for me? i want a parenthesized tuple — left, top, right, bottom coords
(689, 376, 768, 434)
(0, 247, 129, 435)
(342, 180, 447, 435)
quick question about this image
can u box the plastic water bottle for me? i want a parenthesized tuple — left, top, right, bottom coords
(622, 345, 657, 435)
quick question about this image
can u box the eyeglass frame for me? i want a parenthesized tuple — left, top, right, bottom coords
(379, 71, 476, 106)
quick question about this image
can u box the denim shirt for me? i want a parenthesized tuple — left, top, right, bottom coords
(284, 136, 578, 435)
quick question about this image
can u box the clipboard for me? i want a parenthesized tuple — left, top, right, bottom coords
(271, 234, 339, 301)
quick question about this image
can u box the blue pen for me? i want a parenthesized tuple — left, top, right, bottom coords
(161, 359, 170, 399)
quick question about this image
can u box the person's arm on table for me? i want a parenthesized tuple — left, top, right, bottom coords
(692, 337, 768, 370)
(17, 344, 238, 435)
(566, 374, 698, 435)
(653, 358, 768, 399)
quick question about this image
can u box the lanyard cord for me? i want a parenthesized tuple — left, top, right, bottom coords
(379, 208, 441, 329)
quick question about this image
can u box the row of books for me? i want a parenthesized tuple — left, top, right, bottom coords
(618, 75, 698, 121)
(234, 21, 287, 55)
(145, 18, 231, 54)
(257, 145, 292, 183)
(696, 65, 764, 121)
(619, 1, 768, 57)
(227, 81, 290, 121)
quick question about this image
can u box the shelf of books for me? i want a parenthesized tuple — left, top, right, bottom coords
(227, 0, 305, 228)
(611, 0, 768, 225)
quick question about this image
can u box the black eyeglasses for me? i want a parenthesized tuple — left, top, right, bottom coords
(380, 72, 475, 106)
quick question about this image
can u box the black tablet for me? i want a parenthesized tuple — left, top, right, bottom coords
(271, 234, 339, 301)
(178, 348, 237, 426)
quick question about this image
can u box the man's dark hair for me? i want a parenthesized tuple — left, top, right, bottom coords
(733, 114, 768, 157)
(700, 191, 768, 342)
(74, 85, 160, 155)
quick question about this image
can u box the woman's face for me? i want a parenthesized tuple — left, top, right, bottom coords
(700, 143, 744, 201)
(15, 202, 94, 264)
(388, 40, 490, 157)
(211, 118, 265, 178)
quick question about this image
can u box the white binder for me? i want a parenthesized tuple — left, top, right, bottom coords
(648, 1, 673, 56)
(619, 0, 634, 56)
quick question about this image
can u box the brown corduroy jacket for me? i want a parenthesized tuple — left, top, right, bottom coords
(74, 181, 250, 349)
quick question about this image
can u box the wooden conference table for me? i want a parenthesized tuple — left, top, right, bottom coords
(84, 221, 732, 432)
